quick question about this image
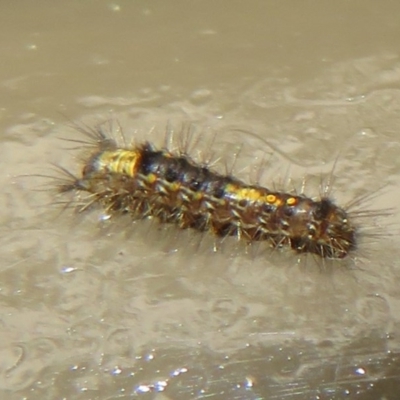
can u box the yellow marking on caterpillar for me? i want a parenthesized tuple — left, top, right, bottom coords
(225, 183, 239, 193)
(168, 182, 181, 192)
(266, 194, 276, 203)
(225, 185, 260, 201)
(263, 193, 284, 207)
(238, 188, 264, 201)
(286, 197, 297, 206)
(226, 184, 267, 202)
(146, 173, 157, 184)
(96, 150, 141, 177)
(193, 192, 204, 201)
(225, 185, 286, 207)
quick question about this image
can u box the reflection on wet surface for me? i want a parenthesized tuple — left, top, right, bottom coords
(1, 335, 400, 399)
(2, 1, 400, 399)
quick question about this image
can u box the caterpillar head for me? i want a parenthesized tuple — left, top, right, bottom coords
(289, 198, 357, 259)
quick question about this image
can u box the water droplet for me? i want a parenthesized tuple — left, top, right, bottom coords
(61, 266, 76, 274)
(154, 380, 168, 392)
(245, 376, 254, 388)
(99, 214, 111, 222)
(135, 384, 151, 393)
(171, 367, 188, 377)
(111, 366, 122, 375)
(355, 367, 366, 375)
(145, 352, 154, 361)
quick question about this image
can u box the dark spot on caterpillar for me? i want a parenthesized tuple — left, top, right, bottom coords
(238, 199, 248, 208)
(207, 181, 226, 199)
(283, 205, 295, 217)
(165, 167, 178, 183)
(261, 203, 275, 214)
(138, 143, 162, 176)
(314, 198, 333, 221)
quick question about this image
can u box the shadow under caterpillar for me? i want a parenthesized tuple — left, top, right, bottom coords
(55, 121, 362, 260)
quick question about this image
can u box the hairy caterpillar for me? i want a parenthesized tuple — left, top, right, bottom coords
(56, 122, 358, 260)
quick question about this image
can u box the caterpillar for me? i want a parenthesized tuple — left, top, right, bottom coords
(56, 122, 358, 260)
